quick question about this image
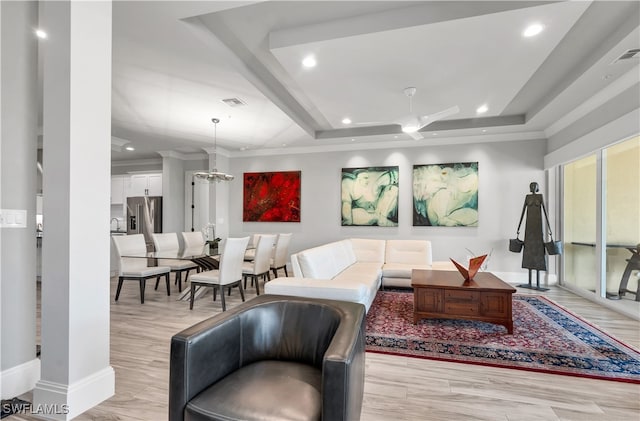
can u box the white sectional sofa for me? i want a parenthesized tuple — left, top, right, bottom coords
(264, 238, 452, 311)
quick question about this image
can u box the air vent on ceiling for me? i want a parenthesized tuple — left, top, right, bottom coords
(221, 97, 246, 107)
(611, 48, 640, 63)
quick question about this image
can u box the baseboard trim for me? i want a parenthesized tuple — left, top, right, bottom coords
(491, 271, 558, 287)
(1, 358, 41, 400)
(32, 366, 114, 420)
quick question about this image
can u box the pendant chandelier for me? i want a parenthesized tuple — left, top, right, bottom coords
(193, 118, 234, 182)
(191, 118, 233, 231)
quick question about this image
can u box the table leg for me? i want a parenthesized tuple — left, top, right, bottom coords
(179, 285, 208, 301)
(178, 256, 220, 301)
(617, 247, 640, 300)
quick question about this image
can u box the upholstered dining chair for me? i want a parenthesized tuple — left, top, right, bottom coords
(243, 233, 271, 261)
(112, 234, 171, 304)
(242, 234, 277, 296)
(152, 233, 198, 292)
(188, 236, 250, 311)
(181, 230, 209, 259)
(270, 233, 293, 277)
(181, 231, 205, 249)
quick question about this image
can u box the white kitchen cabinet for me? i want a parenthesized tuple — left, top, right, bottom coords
(147, 174, 162, 196)
(129, 175, 147, 197)
(111, 175, 126, 204)
(128, 173, 162, 197)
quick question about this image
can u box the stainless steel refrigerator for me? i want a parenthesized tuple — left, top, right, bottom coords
(127, 196, 162, 250)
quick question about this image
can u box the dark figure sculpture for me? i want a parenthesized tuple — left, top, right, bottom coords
(515, 182, 549, 291)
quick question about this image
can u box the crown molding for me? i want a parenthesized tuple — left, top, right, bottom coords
(202, 146, 231, 157)
(183, 153, 209, 160)
(111, 158, 162, 167)
(156, 150, 184, 159)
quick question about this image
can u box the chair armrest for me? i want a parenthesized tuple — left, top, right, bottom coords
(169, 313, 242, 421)
(322, 302, 366, 421)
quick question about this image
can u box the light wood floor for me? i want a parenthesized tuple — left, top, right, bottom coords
(11, 276, 640, 421)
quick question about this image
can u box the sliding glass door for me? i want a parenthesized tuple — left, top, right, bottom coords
(562, 136, 639, 312)
(605, 137, 640, 303)
(563, 154, 597, 295)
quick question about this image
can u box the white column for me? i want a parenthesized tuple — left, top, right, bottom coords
(33, 2, 114, 419)
(0, 0, 40, 400)
(158, 151, 186, 233)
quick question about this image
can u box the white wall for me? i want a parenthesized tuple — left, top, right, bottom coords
(228, 139, 548, 275)
(0, 0, 39, 398)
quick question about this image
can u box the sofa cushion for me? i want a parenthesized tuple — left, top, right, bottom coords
(350, 239, 385, 263)
(385, 240, 432, 266)
(382, 263, 431, 279)
(330, 240, 357, 273)
(336, 263, 382, 284)
(264, 277, 369, 308)
(297, 241, 357, 279)
(431, 261, 457, 271)
(381, 277, 413, 288)
(186, 360, 321, 421)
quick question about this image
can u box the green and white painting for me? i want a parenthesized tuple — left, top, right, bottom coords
(413, 162, 478, 226)
(341, 166, 399, 226)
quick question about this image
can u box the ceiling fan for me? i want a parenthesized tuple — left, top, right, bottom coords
(395, 87, 460, 140)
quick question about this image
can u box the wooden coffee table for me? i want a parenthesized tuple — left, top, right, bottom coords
(411, 269, 516, 333)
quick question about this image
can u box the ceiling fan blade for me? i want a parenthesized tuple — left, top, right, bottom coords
(353, 121, 386, 126)
(419, 105, 460, 129)
(407, 131, 424, 140)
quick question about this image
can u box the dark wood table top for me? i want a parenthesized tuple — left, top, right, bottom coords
(411, 269, 516, 293)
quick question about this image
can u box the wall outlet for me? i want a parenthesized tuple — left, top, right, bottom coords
(0, 209, 28, 228)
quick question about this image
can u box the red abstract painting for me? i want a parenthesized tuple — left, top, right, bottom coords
(243, 171, 301, 222)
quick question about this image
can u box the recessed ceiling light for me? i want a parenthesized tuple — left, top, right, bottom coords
(125, 146, 135, 151)
(35, 29, 47, 39)
(302, 55, 316, 68)
(523, 23, 544, 38)
(240, 146, 247, 151)
(342, 118, 352, 125)
(351, 138, 355, 142)
(481, 129, 487, 133)
(432, 133, 438, 136)
(476, 104, 489, 114)
(282, 143, 287, 147)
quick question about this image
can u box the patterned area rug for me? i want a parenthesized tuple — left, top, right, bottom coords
(366, 291, 640, 383)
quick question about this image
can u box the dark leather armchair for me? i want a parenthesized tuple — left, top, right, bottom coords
(169, 295, 366, 421)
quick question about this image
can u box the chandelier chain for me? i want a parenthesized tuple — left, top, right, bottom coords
(212, 117, 219, 171)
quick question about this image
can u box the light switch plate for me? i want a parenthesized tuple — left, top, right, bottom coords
(0, 209, 28, 228)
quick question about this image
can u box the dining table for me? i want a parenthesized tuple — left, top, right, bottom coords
(121, 246, 255, 301)
(122, 245, 218, 265)
(121, 246, 218, 300)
